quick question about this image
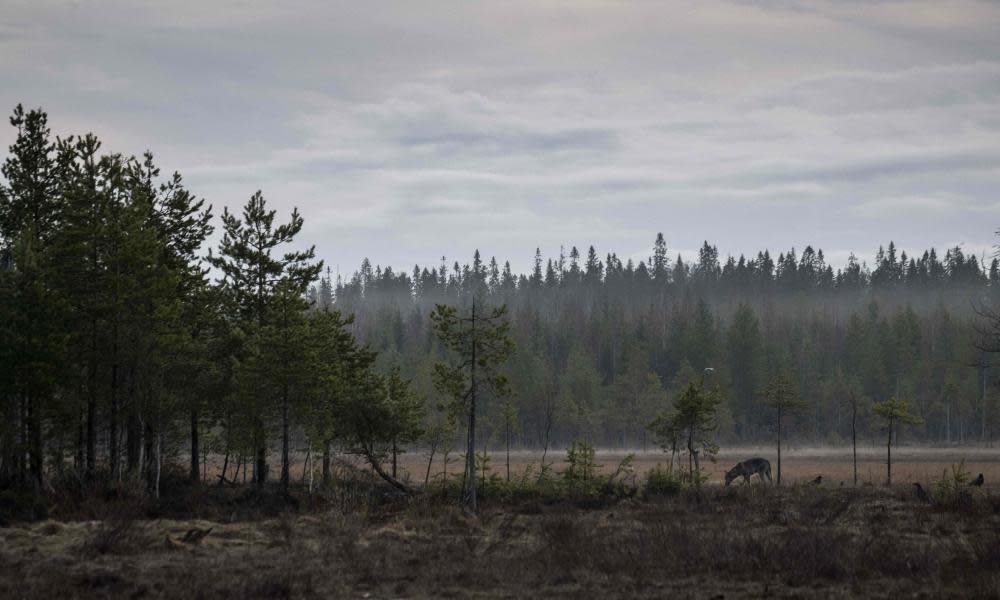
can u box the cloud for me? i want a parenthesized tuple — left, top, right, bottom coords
(1, 1, 999, 273)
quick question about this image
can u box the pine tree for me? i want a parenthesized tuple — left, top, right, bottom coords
(0, 105, 62, 488)
(208, 191, 321, 487)
(762, 373, 807, 486)
(872, 397, 922, 485)
(432, 300, 514, 511)
(649, 381, 720, 487)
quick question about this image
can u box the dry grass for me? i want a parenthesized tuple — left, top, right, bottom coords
(193, 446, 1000, 491)
(387, 446, 1000, 489)
(6, 450, 1000, 598)
(2, 482, 1000, 599)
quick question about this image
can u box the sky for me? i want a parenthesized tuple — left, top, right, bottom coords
(2, 0, 1000, 276)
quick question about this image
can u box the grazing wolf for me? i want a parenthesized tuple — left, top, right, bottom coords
(724, 457, 772, 486)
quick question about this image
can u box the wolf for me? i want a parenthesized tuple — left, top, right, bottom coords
(724, 457, 772, 486)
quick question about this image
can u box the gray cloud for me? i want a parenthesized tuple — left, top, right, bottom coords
(2, 0, 999, 274)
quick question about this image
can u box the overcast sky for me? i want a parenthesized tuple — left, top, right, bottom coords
(2, 1, 999, 275)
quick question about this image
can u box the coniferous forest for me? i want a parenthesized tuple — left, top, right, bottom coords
(8, 2, 1000, 596)
(2, 105, 998, 500)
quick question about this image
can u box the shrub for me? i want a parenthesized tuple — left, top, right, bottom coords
(79, 497, 149, 555)
(932, 459, 977, 511)
(645, 464, 682, 497)
(563, 440, 598, 483)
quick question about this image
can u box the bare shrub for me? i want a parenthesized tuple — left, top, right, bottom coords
(80, 499, 150, 556)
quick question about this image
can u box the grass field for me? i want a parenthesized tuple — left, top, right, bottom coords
(204, 445, 1000, 489)
(3, 447, 1000, 598)
(389, 445, 1000, 489)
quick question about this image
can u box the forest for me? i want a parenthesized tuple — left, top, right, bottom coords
(1, 105, 998, 500)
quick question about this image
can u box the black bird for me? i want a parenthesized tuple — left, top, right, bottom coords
(181, 527, 213, 544)
(810, 475, 822, 485)
(970, 473, 985, 487)
(913, 482, 932, 503)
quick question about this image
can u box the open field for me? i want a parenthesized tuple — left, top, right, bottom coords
(203, 446, 1000, 490)
(2, 483, 1000, 599)
(3, 449, 1000, 598)
(391, 446, 1000, 488)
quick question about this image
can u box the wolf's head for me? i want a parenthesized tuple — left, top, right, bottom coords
(724, 467, 738, 487)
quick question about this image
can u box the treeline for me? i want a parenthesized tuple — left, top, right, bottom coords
(0, 106, 423, 494)
(332, 237, 999, 451)
(2, 105, 997, 498)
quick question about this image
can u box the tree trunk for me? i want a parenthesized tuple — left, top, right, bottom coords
(391, 441, 398, 479)
(886, 420, 893, 486)
(307, 445, 314, 493)
(219, 447, 230, 486)
(144, 420, 156, 493)
(425, 442, 437, 486)
(687, 429, 700, 487)
(28, 392, 43, 489)
(190, 407, 200, 483)
(126, 368, 141, 474)
(76, 404, 84, 473)
(155, 430, 162, 499)
(442, 448, 450, 494)
(982, 355, 988, 444)
(946, 403, 951, 445)
(86, 352, 96, 479)
(254, 419, 267, 487)
(110, 334, 119, 480)
(301, 445, 311, 485)
(776, 406, 783, 486)
(18, 393, 27, 485)
(505, 423, 511, 483)
(280, 389, 290, 492)
(463, 300, 478, 511)
(851, 404, 858, 487)
(322, 440, 331, 485)
(364, 448, 412, 494)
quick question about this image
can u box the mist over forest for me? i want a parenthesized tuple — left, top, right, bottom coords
(331, 236, 998, 450)
(6, 3, 1000, 597)
(4, 103, 1000, 504)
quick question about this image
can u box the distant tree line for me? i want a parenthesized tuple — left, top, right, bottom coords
(332, 236, 1000, 452)
(2, 105, 998, 497)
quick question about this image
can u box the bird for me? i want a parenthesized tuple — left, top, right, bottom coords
(181, 527, 213, 545)
(810, 475, 822, 485)
(913, 482, 932, 503)
(970, 473, 985, 487)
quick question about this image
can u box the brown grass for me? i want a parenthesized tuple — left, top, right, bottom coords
(6, 449, 1000, 598)
(389, 446, 1000, 489)
(193, 446, 1000, 490)
(3, 482, 1000, 599)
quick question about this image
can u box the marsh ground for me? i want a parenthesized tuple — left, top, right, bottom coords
(205, 446, 1000, 488)
(392, 446, 1000, 488)
(3, 448, 1000, 599)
